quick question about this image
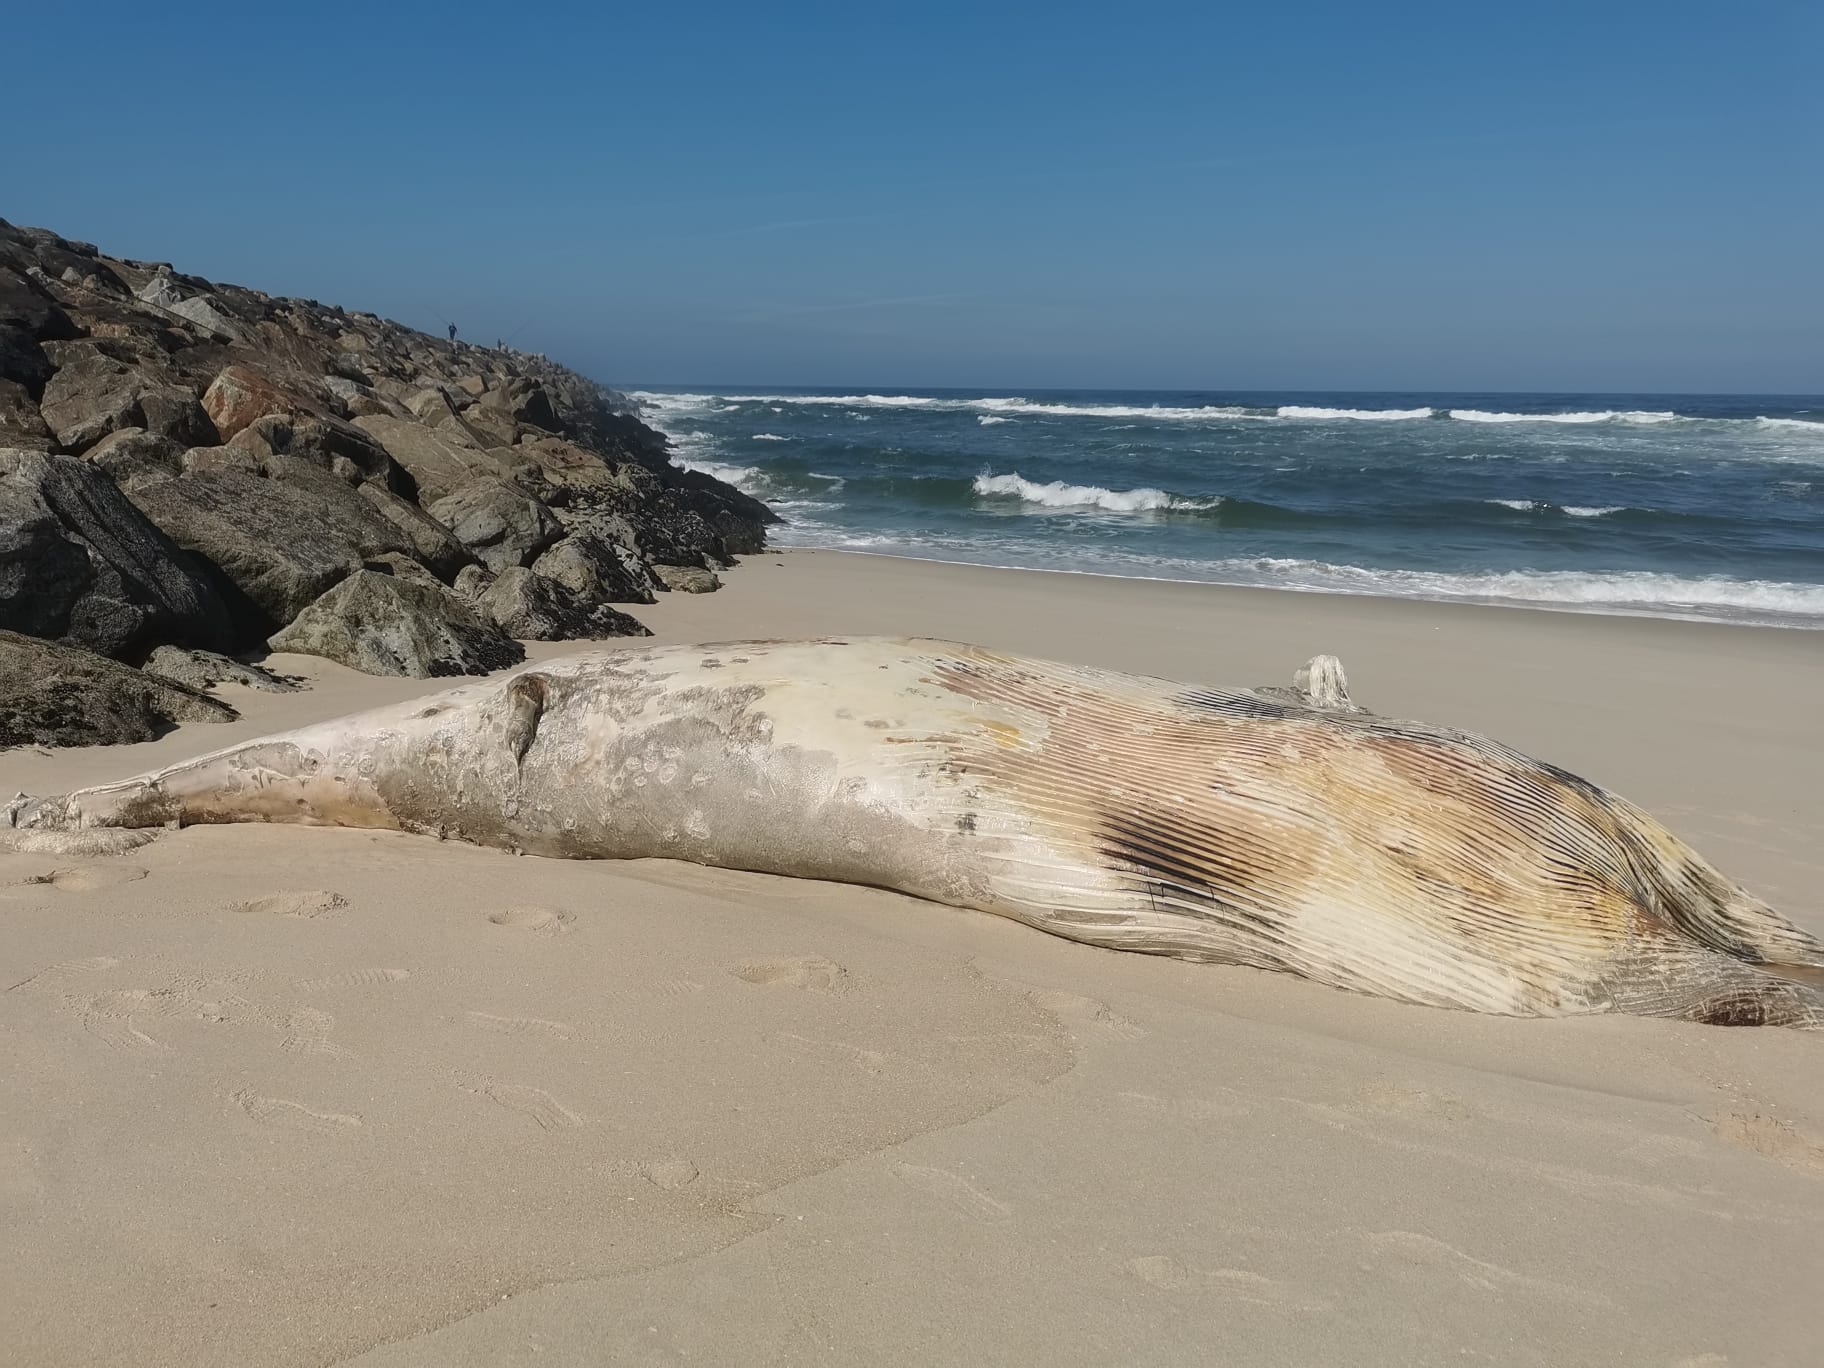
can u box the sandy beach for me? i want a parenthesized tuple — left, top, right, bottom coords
(3, 549, 1821, 1367)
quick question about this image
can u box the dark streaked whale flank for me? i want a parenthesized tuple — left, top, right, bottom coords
(9, 637, 1822, 1027)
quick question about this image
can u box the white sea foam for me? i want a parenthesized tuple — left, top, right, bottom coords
(972, 471, 1215, 513)
(631, 390, 1806, 435)
(633, 390, 1258, 422)
(977, 415, 1011, 425)
(771, 527, 1824, 627)
(1485, 499, 1627, 517)
(673, 457, 766, 493)
(750, 432, 789, 441)
(974, 398, 1258, 421)
(1448, 409, 1678, 425)
(1276, 405, 1434, 421)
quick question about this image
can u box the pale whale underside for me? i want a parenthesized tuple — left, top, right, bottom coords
(9, 637, 1822, 1027)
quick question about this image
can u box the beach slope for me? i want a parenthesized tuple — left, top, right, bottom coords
(3, 551, 1820, 1367)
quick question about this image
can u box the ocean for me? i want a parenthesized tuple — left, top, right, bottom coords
(630, 388, 1824, 628)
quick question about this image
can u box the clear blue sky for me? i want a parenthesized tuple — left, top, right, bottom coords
(6, 1, 1819, 392)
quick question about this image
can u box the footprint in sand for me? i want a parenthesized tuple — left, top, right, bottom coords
(1027, 989, 1144, 1040)
(79, 988, 167, 1052)
(642, 1158, 701, 1190)
(293, 967, 410, 992)
(1363, 1230, 1610, 1307)
(1125, 1255, 1328, 1310)
(1127, 1255, 1196, 1291)
(453, 1075, 584, 1131)
(19, 865, 149, 893)
(733, 956, 848, 991)
(486, 906, 575, 934)
(233, 890, 347, 919)
(1708, 1111, 1824, 1176)
(774, 1032, 887, 1074)
(465, 1011, 576, 1040)
(233, 1089, 361, 1135)
(6, 955, 122, 994)
(891, 1163, 1011, 1224)
(1119, 1090, 1252, 1122)
(280, 1006, 353, 1057)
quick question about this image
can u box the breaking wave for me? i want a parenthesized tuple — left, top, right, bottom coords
(972, 471, 1217, 513)
(1449, 409, 1679, 425)
(1482, 499, 1628, 518)
(1275, 405, 1434, 421)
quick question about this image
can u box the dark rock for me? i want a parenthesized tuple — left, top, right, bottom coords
(653, 563, 721, 593)
(427, 481, 562, 573)
(452, 563, 493, 602)
(630, 496, 731, 569)
(0, 379, 54, 451)
(0, 218, 773, 695)
(0, 449, 233, 659)
(481, 378, 560, 432)
(128, 469, 415, 629)
(0, 629, 236, 749)
(356, 483, 472, 580)
(362, 551, 447, 590)
(83, 427, 185, 490)
(227, 411, 407, 492)
(143, 645, 299, 693)
(531, 532, 657, 605)
(268, 571, 523, 677)
(38, 343, 211, 450)
(476, 566, 650, 641)
(0, 268, 78, 393)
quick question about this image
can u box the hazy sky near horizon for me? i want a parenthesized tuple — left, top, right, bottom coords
(7, 1, 1819, 392)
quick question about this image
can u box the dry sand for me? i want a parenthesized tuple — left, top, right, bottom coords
(3, 549, 1821, 1367)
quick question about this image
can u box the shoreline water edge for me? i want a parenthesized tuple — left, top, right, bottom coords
(634, 386, 1824, 629)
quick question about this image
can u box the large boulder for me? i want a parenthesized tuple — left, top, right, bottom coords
(476, 567, 650, 641)
(0, 268, 77, 393)
(427, 481, 562, 573)
(268, 571, 522, 678)
(352, 413, 516, 504)
(227, 411, 406, 491)
(653, 563, 721, 594)
(134, 268, 243, 339)
(0, 629, 236, 749)
(356, 483, 472, 580)
(127, 467, 427, 629)
(82, 427, 184, 490)
(531, 532, 657, 605)
(201, 364, 323, 442)
(38, 342, 212, 450)
(0, 379, 53, 451)
(142, 645, 298, 694)
(480, 378, 560, 432)
(0, 449, 233, 658)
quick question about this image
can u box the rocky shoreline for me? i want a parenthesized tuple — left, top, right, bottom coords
(0, 219, 774, 747)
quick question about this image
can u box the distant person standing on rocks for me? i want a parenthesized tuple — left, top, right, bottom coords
(447, 322, 457, 343)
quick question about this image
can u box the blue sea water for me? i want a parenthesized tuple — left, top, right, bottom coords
(631, 388, 1824, 628)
